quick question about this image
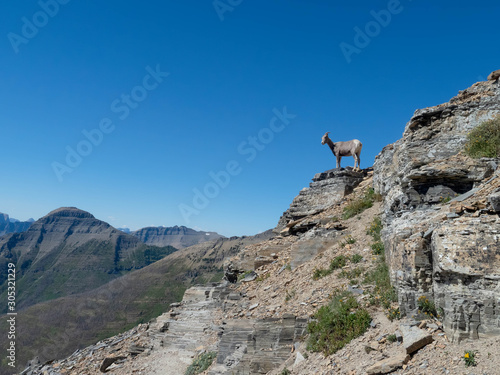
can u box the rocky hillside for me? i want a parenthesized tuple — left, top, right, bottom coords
(19, 75, 500, 375)
(0, 207, 177, 313)
(33, 165, 500, 375)
(0, 213, 32, 236)
(0, 232, 270, 374)
(131, 225, 225, 249)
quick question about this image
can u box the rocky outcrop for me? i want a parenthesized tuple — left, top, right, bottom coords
(210, 314, 307, 375)
(275, 168, 367, 233)
(33, 282, 307, 375)
(374, 78, 500, 341)
(132, 225, 225, 249)
(488, 69, 500, 81)
(0, 212, 32, 236)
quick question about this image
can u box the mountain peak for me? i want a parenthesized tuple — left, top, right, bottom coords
(44, 207, 95, 219)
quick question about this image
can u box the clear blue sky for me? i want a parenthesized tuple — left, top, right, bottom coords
(1, 0, 499, 236)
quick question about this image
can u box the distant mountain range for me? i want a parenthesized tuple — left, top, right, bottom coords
(131, 225, 225, 249)
(0, 213, 33, 236)
(1, 211, 224, 250)
(0, 207, 177, 312)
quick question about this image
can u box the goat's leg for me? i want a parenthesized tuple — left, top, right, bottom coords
(353, 154, 359, 169)
(336, 156, 341, 169)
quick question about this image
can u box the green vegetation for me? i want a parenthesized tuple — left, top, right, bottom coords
(387, 306, 401, 321)
(313, 255, 362, 280)
(417, 295, 440, 319)
(238, 270, 253, 282)
(350, 254, 363, 264)
(313, 268, 332, 280)
(141, 245, 177, 266)
(439, 196, 453, 204)
(340, 235, 356, 248)
(364, 215, 397, 310)
(208, 271, 225, 283)
(185, 351, 217, 375)
(256, 272, 270, 282)
(363, 261, 397, 309)
(367, 217, 382, 241)
(330, 255, 347, 270)
(342, 188, 381, 219)
(371, 242, 384, 255)
(307, 291, 371, 356)
(280, 369, 291, 375)
(463, 350, 477, 367)
(339, 267, 365, 280)
(464, 116, 500, 158)
(387, 334, 397, 343)
(367, 216, 384, 255)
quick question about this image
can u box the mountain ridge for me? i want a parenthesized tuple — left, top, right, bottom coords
(131, 225, 225, 249)
(0, 213, 32, 236)
(0, 207, 177, 313)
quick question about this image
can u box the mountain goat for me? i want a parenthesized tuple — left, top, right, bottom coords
(321, 132, 362, 170)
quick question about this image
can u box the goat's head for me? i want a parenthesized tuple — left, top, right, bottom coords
(321, 132, 330, 145)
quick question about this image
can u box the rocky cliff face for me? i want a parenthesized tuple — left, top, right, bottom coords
(0, 212, 32, 236)
(374, 79, 500, 341)
(131, 225, 225, 249)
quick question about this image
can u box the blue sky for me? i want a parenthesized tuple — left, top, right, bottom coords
(1, 0, 499, 236)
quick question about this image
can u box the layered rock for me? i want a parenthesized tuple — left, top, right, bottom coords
(275, 168, 366, 233)
(33, 281, 308, 375)
(210, 314, 307, 374)
(132, 225, 225, 249)
(374, 78, 500, 341)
